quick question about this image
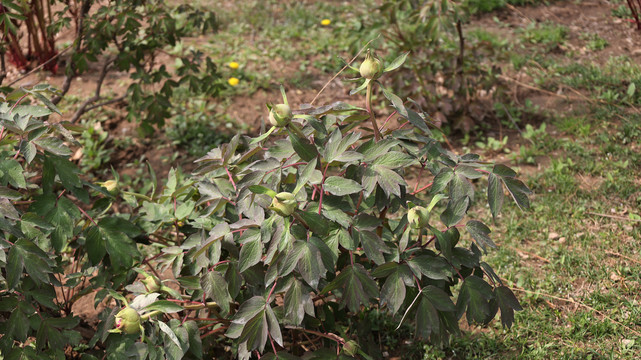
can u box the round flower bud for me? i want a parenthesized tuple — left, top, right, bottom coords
(142, 275, 161, 293)
(269, 192, 297, 217)
(269, 104, 293, 127)
(359, 50, 383, 80)
(115, 307, 141, 335)
(342, 340, 360, 356)
(407, 206, 430, 229)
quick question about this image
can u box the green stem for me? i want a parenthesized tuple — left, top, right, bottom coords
(366, 82, 381, 141)
(141, 310, 163, 320)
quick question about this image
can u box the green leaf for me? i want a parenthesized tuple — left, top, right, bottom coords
(296, 210, 329, 236)
(440, 196, 469, 228)
(503, 177, 531, 210)
(293, 158, 317, 195)
(466, 220, 496, 251)
(284, 279, 308, 325)
(381, 87, 407, 117)
(98, 218, 140, 269)
(492, 164, 517, 178)
(374, 166, 406, 197)
(33, 137, 72, 156)
(239, 236, 262, 273)
(495, 286, 523, 329)
(423, 285, 456, 312)
(0, 159, 26, 189)
(407, 255, 451, 281)
(265, 305, 283, 347)
(86, 226, 107, 265)
(349, 78, 370, 95)
(7, 239, 52, 289)
(384, 51, 410, 72)
(430, 168, 453, 194)
(287, 128, 318, 161)
(144, 300, 184, 314)
(487, 173, 504, 219)
(358, 230, 390, 265)
(298, 241, 326, 289)
(415, 294, 440, 339)
(321, 264, 378, 313)
(380, 270, 405, 314)
(323, 176, 362, 196)
(158, 321, 182, 350)
(201, 271, 232, 315)
(457, 276, 495, 325)
(372, 151, 415, 168)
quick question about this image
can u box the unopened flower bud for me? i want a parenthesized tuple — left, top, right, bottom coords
(407, 206, 430, 229)
(359, 49, 383, 80)
(142, 275, 161, 293)
(101, 180, 119, 195)
(268, 192, 297, 216)
(342, 340, 359, 356)
(269, 104, 293, 127)
(115, 307, 141, 335)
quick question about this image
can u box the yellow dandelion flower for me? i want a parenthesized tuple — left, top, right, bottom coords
(228, 77, 239, 86)
(321, 19, 331, 26)
(229, 61, 239, 69)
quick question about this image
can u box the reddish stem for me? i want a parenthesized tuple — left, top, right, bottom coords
(411, 182, 433, 195)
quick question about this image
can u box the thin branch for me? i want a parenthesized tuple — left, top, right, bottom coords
(69, 57, 115, 123)
(7, 46, 73, 87)
(309, 36, 379, 105)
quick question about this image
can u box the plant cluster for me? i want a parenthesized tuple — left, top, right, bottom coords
(0, 0, 221, 133)
(358, 0, 511, 134)
(0, 49, 530, 358)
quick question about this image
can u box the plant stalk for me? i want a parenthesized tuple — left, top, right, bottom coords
(366, 82, 381, 141)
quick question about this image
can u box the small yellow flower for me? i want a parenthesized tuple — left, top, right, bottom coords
(228, 77, 239, 86)
(229, 61, 239, 69)
(321, 19, 331, 26)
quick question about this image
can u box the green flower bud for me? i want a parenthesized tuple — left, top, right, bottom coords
(142, 275, 161, 293)
(269, 104, 293, 127)
(342, 340, 360, 356)
(115, 307, 141, 335)
(359, 49, 383, 80)
(268, 192, 297, 216)
(407, 206, 430, 229)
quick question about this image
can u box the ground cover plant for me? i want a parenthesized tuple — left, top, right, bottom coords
(1, 0, 641, 359)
